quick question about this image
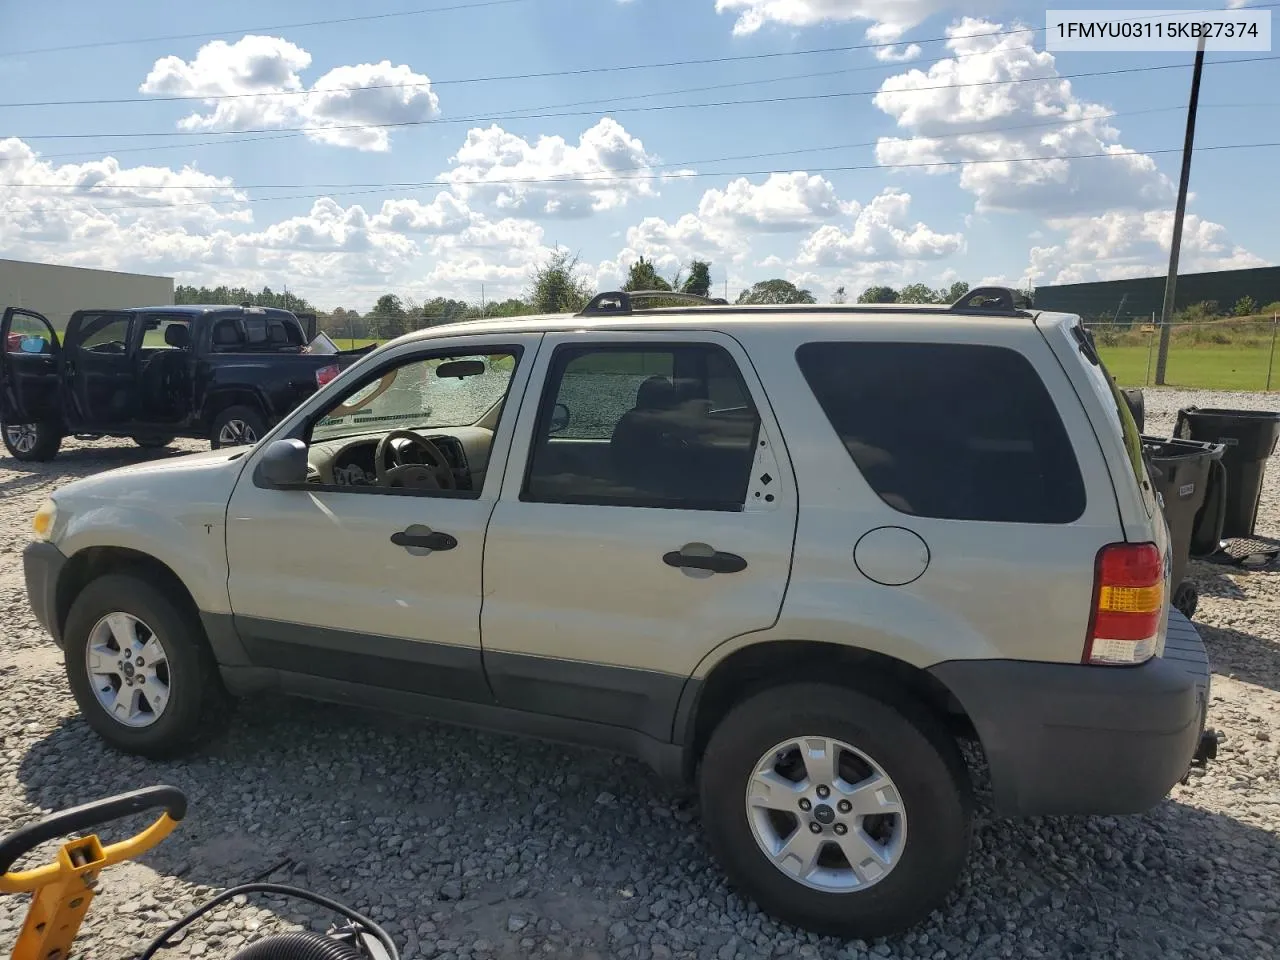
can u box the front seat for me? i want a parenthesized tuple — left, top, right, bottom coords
(610, 375, 685, 498)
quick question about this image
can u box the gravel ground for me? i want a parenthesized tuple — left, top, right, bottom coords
(1, 387, 1279, 960)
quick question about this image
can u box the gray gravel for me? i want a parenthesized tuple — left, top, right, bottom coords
(2, 389, 1280, 960)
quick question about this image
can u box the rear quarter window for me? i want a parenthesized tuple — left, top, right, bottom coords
(796, 341, 1087, 524)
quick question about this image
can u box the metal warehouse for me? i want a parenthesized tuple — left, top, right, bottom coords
(0, 258, 174, 331)
(1033, 265, 1280, 323)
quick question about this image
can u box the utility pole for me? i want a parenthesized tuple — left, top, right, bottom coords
(1154, 35, 1206, 385)
(481, 283, 486, 319)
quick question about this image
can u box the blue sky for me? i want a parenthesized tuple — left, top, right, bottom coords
(1, 0, 1277, 312)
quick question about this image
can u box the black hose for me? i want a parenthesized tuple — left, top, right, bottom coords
(137, 883, 398, 960)
(229, 933, 365, 960)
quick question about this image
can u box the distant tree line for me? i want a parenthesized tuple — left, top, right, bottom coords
(179, 264, 989, 344)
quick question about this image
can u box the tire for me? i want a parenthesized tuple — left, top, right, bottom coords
(210, 405, 267, 449)
(698, 682, 972, 939)
(132, 435, 175, 449)
(63, 573, 232, 758)
(2, 421, 62, 461)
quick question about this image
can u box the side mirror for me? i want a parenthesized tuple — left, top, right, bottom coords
(549, 403, 570, 435)
(253, 438, 309, 488)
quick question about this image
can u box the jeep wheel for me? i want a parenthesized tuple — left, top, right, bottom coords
(698, 683, 972, 939)
(63, 574, 231, 758)
(133, 435, 175, 450)
(2, 421, 62, 461)
(210, 405, 266, 449)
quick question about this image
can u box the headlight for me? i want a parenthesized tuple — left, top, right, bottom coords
(32, 499, 57, 542)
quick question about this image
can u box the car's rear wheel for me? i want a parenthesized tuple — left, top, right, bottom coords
(698, 682, 972, 939)
(2, 421, 62, 461)
(210, 405, 266, 449)
(63, 573, 231, 758)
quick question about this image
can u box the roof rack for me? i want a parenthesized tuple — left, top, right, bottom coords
(951, 286, 1033, 311)
(578, 290, 729, 316)
(571, 285, 1035, 320)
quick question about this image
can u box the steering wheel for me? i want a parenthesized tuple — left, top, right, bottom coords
(374, 430, 457, 491)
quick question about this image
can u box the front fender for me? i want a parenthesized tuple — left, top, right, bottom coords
(58, 503, 231, 615)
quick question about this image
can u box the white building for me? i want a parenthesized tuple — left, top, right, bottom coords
(0, 258, 174, 331)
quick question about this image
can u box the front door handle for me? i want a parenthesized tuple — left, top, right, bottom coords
(391, 530, 457, 551)
(663, 545, 747, 574)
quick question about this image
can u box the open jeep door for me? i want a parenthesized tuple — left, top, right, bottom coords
(1, 307, 66, 460)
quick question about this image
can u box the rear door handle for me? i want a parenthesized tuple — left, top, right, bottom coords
(391, 530, 457, 551)
(663, 547, 747, 574)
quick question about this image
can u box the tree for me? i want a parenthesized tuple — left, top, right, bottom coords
(857, 285, 899, 304)
(527, 250, 593, 313)
(1234, 295, 1259, 317)
(681, 260, 713, 298)
(623, 256, 672, 292)
(735, 279, 817, 305)
(831, 286, 848, 304)
(898, 282, 937, 304)
(943, 281, 970, 303)
(372, 293, 408, 339)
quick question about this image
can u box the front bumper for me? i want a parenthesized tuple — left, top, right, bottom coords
(23, 541, 67, 647)
(929, 608, 1211, 817)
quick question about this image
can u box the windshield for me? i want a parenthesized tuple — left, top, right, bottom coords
(312, 353, 515, 442)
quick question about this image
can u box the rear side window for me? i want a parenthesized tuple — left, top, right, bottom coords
(796, 341, 1086, 524)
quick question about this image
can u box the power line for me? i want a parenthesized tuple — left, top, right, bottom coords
(12, 54, 1279, 142)
(22, 140, 1280, 213)
(0, 44, 1030, 111)
(5, 0, 1272, 68)
(0, 0, 535, 58)
(12, 103, 1265, 191)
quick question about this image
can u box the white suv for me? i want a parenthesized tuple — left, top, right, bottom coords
(23, 288, 1213, 938)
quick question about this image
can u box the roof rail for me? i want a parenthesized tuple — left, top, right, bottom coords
(577, 289, 729, 316)
(951, 286, 1033, 312)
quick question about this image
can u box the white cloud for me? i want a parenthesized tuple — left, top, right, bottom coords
(441, 118, 660, 218)
(875, 43, 923, 63)
(796, 188, 964, 266)
(714, 1, 992, 42)
(871, 19, 1173, 215)
(140, 36, 439, 152)
(697, 172, 852, 232)
(370, 193, 471, 234)
(1029, 211, 1267, 285)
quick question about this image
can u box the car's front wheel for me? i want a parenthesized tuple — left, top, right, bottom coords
(63, 573, 231, 758)
(698, 682, 972, 939)
(2, 421, 62, 461)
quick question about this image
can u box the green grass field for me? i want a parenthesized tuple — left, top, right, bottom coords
(1099, 343, 1280, 392)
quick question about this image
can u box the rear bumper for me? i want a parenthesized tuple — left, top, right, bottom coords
(930, 609, 1211, 817)
(23, 541, 68, 647)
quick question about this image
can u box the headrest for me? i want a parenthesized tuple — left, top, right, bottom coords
(634, 375, 675, 410)
(213, 323, 240, 346)
(164, 323, 191, 349)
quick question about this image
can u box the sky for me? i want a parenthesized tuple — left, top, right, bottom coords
(1, 0, 1277, 313)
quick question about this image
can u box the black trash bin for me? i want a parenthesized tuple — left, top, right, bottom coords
(1120, 386, 1144, 431)
(1141, 435, 1225, 619)
(1175, 407, 1280, 538)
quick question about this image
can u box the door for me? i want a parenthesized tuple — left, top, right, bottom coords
(481, 332, 799, 740)
(224, 333, 542, 703)
(0, 308, 62, 429)
(65, 311, 138, 428)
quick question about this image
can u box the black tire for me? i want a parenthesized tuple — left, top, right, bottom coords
(63, 573, 232, 758)
(2, 421, 62, 461)
(210, 405, 267, 449)
(698, 682, 972, 939)
(132, 435, 175, 449)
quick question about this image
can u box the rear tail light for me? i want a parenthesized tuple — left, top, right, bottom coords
(1084, 542, 1164, 665)
(315, 364, 340, 388)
